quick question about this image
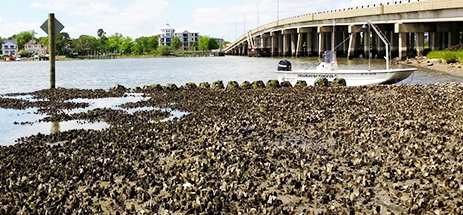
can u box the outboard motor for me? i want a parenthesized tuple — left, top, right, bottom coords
(278, 59, 292, 71)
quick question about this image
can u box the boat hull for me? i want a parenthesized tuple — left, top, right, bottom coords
(276, 68, 416, 86)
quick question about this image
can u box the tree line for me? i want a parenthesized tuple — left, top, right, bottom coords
(1, 29, 224, 57)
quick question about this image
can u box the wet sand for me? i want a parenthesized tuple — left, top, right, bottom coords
(1, 84, 463, 214)
(398, 57, 463, 78)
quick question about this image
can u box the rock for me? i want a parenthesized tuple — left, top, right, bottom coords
(314, 78, 329, 87)
(295, 80, 307, 87)
(240, 81, 252, 90)
(252, 80, 265, 89)
(280, 81, 292, 88)
(166, 83, 178, 90)
(331, 78, 346, 86)
(226, 81, 239, 90)
(185, 83, 197, 89)
(212, 80, 224, 89)
(199, 82, 210, 89)
(266, 80, 280, 88)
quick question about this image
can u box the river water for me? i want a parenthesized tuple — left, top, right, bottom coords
(1, 56, 463, 94)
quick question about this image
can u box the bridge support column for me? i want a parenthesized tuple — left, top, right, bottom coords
(318, 33, 325, 57)
(348, 33, 358, 59)
(416, 32, 425, 57)
(376, 27, 387, 59)
(348, 25, 364, 59)
(442, 32, 449, 48)
(279, 34, 284, 56)
(430, 32, 442, 50)
(371, 32, 377, 58)
(318, 26, 333, 57)
(291, 33, 297, 57)
(296, 33, 302, 57)
(364, 32, 370, 59)
(450, 30, 460, 47)
(298, 27, 314, 57)
(409, 33, 416, 56)
(313, 32, 319, 57)
(307, 31, 316, 56)
(341, 31, 348, 57)
(391, 32, 399, 58)
(271, 32, 277, 57)
(399, 33, 408, 60)
(283, 34, 287, 57)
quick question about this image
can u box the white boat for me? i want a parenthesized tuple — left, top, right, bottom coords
(276, 21, 416, 86)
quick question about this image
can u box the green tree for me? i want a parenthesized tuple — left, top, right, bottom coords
(190, 42, 198, 51)
(57, 32, 71, 55)
(0, 36, 3, 53)
(132, 37, 145, 55)
(9, 30, 37, 50)
(133, 35, 159, 55)
(97, 29, 106, 38)
(119, 36, 133, 54)
(38, 37, 48, 47)
(157, 45, 172, 56)
(107, 33, 123, 53)
(208, 38, 220, 50)
(73, 35, 98, 55)
(199, 36, 210, 51)
(96, 29, 108, 53)
(147, 35, 158, 52)
(171, 36, 181, 50)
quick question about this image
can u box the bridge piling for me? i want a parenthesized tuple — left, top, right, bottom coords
(399, 33, 408, 60)
(416, 32, 425, 57)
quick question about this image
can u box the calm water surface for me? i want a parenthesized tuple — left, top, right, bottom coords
(1, 56, 462, 94)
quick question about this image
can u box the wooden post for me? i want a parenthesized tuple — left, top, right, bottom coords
(48, 13, 56, 89)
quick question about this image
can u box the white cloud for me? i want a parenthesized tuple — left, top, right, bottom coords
(0, 21, 42, 38)
(70, 2, 119, 17)
(120, 0, 168, 22)
(26, 0, 169, 38)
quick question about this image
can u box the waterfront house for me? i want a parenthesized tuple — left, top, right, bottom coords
(1, 40, 18, 56)
(159, 23, 175, 47)
(25, 40, 47, 56)
(175, 30, 199, 51)
(158, 23, 199, 50)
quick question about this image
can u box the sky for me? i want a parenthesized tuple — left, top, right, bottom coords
(0, 0, 407, 42)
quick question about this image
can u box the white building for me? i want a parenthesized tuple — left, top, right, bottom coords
(175, 30, 199, 51)
(2, 40, 18, 56)
(25, 40, 47, 56)
(158, 23, 175, 47)
(158, 23, 199, 50)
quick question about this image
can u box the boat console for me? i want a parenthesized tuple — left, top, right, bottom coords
(316, 51, 338, 71)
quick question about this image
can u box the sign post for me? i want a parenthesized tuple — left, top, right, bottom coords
(48, 13, 56, 89)
(40, 14, 64, 89)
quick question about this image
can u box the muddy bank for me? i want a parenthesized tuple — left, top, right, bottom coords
(1, 84, 463, 214)
(398, 57, 463, 78)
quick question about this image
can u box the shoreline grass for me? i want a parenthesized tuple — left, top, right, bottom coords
(426, 50, 463, 63)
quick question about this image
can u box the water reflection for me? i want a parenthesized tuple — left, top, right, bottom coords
(51, 121, 60, 134)
(0, 94, 187, 146)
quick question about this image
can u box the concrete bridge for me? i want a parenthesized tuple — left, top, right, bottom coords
(225, 0, 463, 59)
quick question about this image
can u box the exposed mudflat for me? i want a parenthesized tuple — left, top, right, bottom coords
(399, 57, 463, 78)
(1, 83, 463, 214)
